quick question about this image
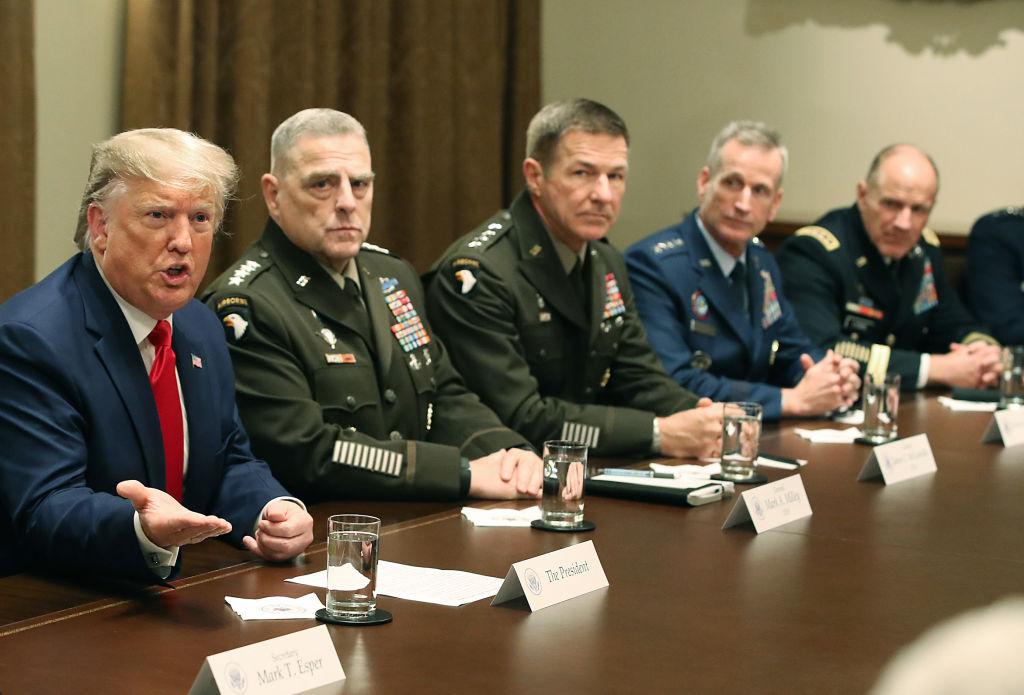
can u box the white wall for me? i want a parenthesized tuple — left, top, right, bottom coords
(34, 0, 124, 279)
(542, 0, 1024, 248)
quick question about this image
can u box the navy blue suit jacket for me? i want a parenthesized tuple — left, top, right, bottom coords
(0, 253, 290, 581)
(625, 212, 822, 421)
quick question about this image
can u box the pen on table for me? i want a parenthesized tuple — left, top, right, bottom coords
(601, 468, 675, 479)
(756, 453, 808, 470)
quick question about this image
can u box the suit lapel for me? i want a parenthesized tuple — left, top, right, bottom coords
(687, 225, 753, 348)
(360, 258, 395, 378)
(172, 318, 216, 507)
(512, 195, 589, 330)
(77, 254, 165, 488)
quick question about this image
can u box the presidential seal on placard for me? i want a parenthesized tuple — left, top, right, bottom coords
(225, 662, 248, 693)
(525, 568, 543, 595)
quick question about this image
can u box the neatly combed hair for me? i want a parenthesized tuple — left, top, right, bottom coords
(705, 120, 788, 185)
(270, 108, 368, 174)
(865, 143, 940, 192)
(74, 128, 239, 251)
(525, 98, 629, 169)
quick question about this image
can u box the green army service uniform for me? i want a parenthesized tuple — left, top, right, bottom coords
(203, 220, 527, 502)
(424, 191, 699, 457)
(776, 204, 996, 387)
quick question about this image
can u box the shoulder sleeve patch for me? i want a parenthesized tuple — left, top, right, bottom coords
(921, 227, 940, 247)
(211, 295, 253, 343)
(451, 257, 481, 269)
(794, 225, 840, 252)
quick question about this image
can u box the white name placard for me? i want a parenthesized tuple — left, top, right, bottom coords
(981, 408, 1024, 447)
(491, 540, 608, 612)
(857, 433, 937, 485)
(722, 475, 812, 533)
(188, 625, 344, 695)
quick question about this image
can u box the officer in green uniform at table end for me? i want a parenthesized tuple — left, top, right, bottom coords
(203, 108, 542, 501)
(426, 98, 722, 459)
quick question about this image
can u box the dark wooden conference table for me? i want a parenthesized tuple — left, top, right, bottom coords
(2, 394, 1022, 694)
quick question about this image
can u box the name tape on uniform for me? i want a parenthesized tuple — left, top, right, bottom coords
(188, 625, 344, 695)
(981, 408, 1024, 448)
(857, 433, 936, 485)
(722, 475, 812, 533)
(491, 540, 608, 612)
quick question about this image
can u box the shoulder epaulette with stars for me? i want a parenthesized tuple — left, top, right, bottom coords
(224, 254, 270, 288)
(360, 241, 392, 256)
(650, 237, 685, 256)
(921, 227, 941, 248)
(794, 225, 840, 252)
(465, 211, 512, 251)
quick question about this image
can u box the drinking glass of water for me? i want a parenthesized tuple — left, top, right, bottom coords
(326, 514, 380, 619)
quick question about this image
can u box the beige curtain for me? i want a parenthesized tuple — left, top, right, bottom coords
(122, 0, 540, 281)
(0, 0, 36, 302)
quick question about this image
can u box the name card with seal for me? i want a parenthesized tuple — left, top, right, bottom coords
(491, 539, 608, 612)
(722, 475, 812, 533)
(981, 408, 1024, 447)
(857, 433, 937, 485)
(188, 624, 344, 695)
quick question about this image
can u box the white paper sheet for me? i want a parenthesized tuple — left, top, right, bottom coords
(460, 505, 542, 527)
(794, 427, 863, 444)
(287, 561, 504, 607)
(938, 396, 998, 412)
(224, 593, 324, 620)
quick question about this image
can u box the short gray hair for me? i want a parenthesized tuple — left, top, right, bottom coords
(705, 120, 788, 185)
(74, 128, 239, 251)
(270, 108, 368, 175)
(525, 98, 629, 169)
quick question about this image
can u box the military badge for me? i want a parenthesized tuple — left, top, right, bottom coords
(319, 328, 337, 349)
(691, 290, 709, 319)
(221, 312, 249, 341)
(380, 277, 432, 352)
(325, 353, 357, 364)
(454, 269, 477, 295)
(913, 258, 939, 314)
(602, 273, 626, 319)
(760, 270, 782, 329)
(690, 351, 712, 370)
(295, 275, 310, 287)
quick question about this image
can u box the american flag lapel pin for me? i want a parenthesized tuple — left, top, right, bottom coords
(191, 353, 203, 369)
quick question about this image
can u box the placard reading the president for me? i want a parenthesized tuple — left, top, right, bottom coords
(722, 475, 812, 533)
(189, 624, 344, 695)
(981, 408, 1024, 448)
(857, 433, 937, 484)
(491, 540, 608, 612)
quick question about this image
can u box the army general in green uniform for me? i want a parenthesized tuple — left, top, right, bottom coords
(776, 144, 999, 389)
(204, 109, 542, 502)
(425, 99, 722, 459)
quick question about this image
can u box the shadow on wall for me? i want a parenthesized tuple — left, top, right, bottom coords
(745, 0, 1024, 57)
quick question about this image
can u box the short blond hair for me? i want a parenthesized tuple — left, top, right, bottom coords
(74, 128, 239, 251)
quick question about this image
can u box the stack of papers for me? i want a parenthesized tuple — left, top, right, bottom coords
(938, 396, 998, 412)
(287, 561, 503, 607)
(794, 427, 863, 444)
(460, 505, 542, 527)
(225, 593, 324, 620)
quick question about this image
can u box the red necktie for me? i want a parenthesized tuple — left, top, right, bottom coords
(148, 320, 184, 501)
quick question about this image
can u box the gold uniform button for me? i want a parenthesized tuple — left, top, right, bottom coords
(384, 389, 397, 404)
(345, 395, 357, 407)
(389, 430, 402, 441)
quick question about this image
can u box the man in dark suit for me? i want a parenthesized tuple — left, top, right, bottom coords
(203, 109, 542, 502)
(777, 144, 999, 389)
(966, 207, 1024, 345)
(0, 128, 313, 581)
(425, 99, 722, 458)
(625, 121, 859, 421)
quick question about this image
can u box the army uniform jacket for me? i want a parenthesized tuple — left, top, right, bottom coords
(203, 220, 527, 502)
(966, 207, 1024, 345)
(625, 212, 823, 421)
(424, 191, 698, 457)
(776, 204, 992, 386)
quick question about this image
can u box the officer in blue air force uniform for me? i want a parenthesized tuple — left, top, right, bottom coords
(626, 121, 860, 421)
(966, 206, 1024, 345)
